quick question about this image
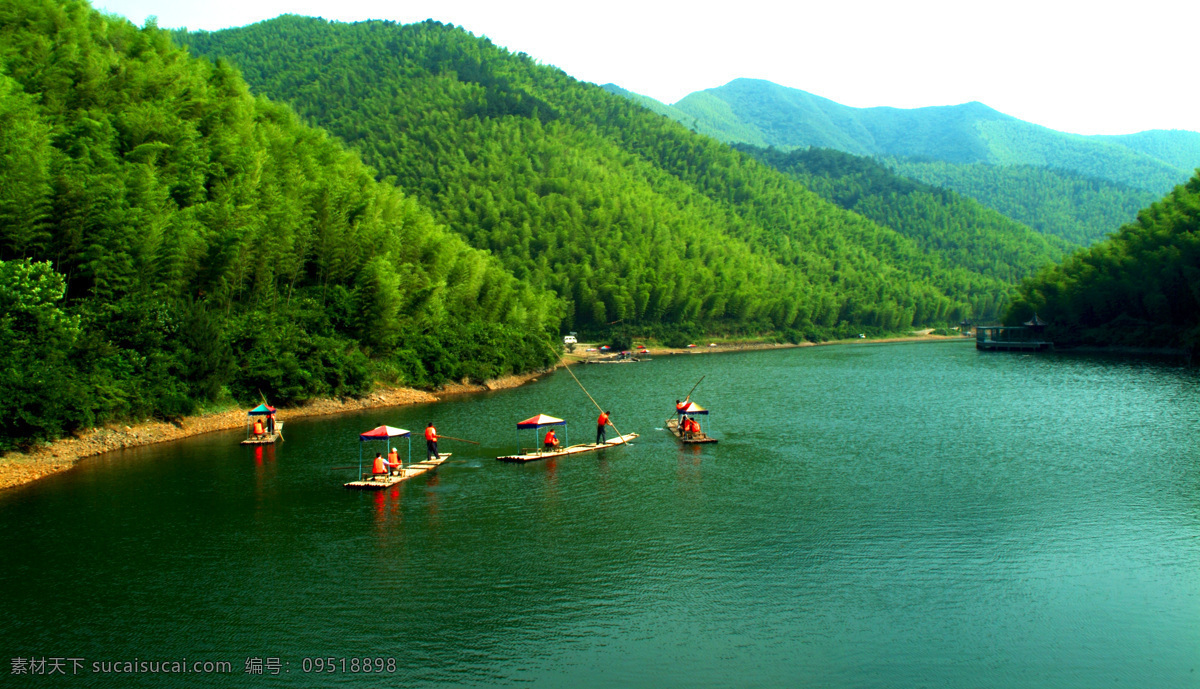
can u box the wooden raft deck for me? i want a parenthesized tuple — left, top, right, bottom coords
(496, 433, 639, 463)
(343, 453, 452, 490)
(666, 418, 717, 444)
(240, 422, 284, 445)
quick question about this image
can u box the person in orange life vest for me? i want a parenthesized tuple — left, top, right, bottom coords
(253, 418, 265, 437)
(387, 446, 401, 475)
(372, 452, 387, 477)
(424, 423, 438, 460)
(544, 428, 559, 452)
(683, 416, 697, 439)
(596, 410, 612, 445)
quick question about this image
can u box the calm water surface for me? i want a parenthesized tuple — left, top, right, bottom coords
(2, 342, 1198, 687)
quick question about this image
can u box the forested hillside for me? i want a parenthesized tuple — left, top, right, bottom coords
(622, 78, 1196, 246)
(739, 147, 1073, 302)
(671, 79, 1197, 194)
(1007, 172, 1200, 354)
(0, 0, 561, 450)
(182, 16, 1034, 339)
(885, 160, 1158, 246)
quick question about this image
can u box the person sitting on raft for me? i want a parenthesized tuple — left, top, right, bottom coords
(371, 452, 389, 479)
(544, 428, 560, 452)
(387, 447, 401, 476)
(683, 416, 699, 439)
(252, 418, 265, 438)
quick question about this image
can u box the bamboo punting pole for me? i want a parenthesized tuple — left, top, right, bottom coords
(563, 362, 629, 445)
(436, 435, 479, 445)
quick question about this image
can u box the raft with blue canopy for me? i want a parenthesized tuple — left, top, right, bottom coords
(241, 404, 283, 445)
(668, 401, 717, 444)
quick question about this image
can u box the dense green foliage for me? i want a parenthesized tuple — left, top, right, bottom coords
(623, 78, 1195, 245)
(669, 78, 1197, 194)
(1093, 130, 1200, 173)
(0, 0, 561, 450)
(740, 146, 1073, 294)
(182, 16, 1033, 339)
(883, 159, 1157, 246)
(1007, 172, 1200, 353)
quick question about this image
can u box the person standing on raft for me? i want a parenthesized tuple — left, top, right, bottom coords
(424, 423, 438, 460)
(596, 410, 612, 445)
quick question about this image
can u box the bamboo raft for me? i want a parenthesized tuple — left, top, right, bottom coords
(343, 453, 452, 490)
(241, 422, 284, 445)
(496, 433, 638, 463)
(666, 418, 717, 444)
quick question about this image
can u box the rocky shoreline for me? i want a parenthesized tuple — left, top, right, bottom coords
(0, 371, 546, 492)
(0, 334, 963, 492)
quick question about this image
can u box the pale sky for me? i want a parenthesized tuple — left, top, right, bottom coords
(95, 0, 1199, 136)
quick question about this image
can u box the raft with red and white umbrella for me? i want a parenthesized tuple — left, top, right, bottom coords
(497, 413, 636, 462)
(666, 401, 717, 444)
(343, 425, 450, 489)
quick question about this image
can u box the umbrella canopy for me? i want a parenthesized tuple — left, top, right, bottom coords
(675, 402, 708, 415)
(247, 404, 276, 415)
(359, 425, 411, 441)
(517, 414, 566, 429)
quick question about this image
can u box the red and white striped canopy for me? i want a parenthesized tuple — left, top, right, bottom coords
(359, 425, 411, 440)
(517, 414, 566, 429)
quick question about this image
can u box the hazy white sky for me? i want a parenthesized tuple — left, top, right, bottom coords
(95, 0, 1198, 136)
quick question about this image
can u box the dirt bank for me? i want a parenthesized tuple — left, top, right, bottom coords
(569, 332, 964, 360)
(0, 370, 546, 492)
(1, 334, 967, 492)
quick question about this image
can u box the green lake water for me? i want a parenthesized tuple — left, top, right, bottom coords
(2, 341, 1198, 687)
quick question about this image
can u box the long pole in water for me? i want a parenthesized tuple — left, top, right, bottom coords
(685, 375, 706, 401)
(563, 362, 629, 445)
(437, 435, 480, 445)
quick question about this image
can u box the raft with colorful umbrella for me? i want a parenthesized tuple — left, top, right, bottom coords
(497, 413, 636, 462)
(343, 425, 450, 489)
(667, 401, 717, 444)
(240, 403, 283, 445)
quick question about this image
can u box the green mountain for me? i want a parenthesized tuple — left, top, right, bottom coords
(738, 146, 1073, 293)
(1007, 171, 1200, 354)
(1093, 130, 1200, 172)
(181, 15, 1036, 339)
(0, 0, 560, 450)
(613, 78, 1197, 246)
(672, 78, 1198, 194)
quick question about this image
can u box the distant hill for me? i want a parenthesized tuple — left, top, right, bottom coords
(181, 16, 1061, 338)
(607, 79, 1195, 245)
(1092, 130, 1200, 172)
(671, 79, 1199, 194)
(738, 146, 1073, 302)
